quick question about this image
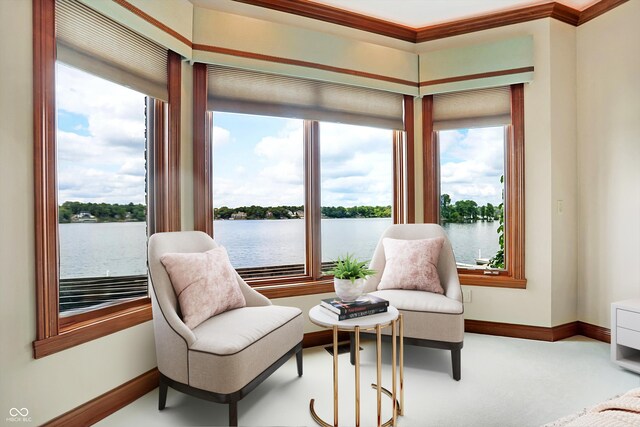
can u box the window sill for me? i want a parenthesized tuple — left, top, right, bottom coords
(33, 300, 152, 359)
(253, 279, 335, 299)
(459, 273, 526, 288)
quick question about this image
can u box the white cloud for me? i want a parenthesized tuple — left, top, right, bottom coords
(212, 126, 231, 146)
(439, 127, 505, 205)
(55, 63, 147, 204)
(320, 123, 392, 207)
(213, 119, 393, 208)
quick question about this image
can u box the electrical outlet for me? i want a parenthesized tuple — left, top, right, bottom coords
(462, 289, 472, 303)
(557, 200, 564, 214)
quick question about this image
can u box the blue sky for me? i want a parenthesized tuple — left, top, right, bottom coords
(56, 62, 504, 209)
(56, 62, 147, 205)
(212, 112, 394, 208)
(439, 127, 505, 206)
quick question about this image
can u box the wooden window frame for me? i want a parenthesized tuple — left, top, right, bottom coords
(422, 84, 526, 289)
(192, 66, 411, 298)
(32, 0, 181, 358)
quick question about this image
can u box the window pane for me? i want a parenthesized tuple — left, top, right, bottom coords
(438, 127, 505, 269)
(320, 122, 393, 266)
(212, 113, 305, 278)
(56, 62, 148, 315)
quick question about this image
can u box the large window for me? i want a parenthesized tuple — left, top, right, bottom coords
(33, 0, 180, 358)
(423, 85, 525, 288)
(197, 64, 409, 294)
(56, 62, 149, 316)
(438, 126, 505, 268)
(209, 114, 400, 284)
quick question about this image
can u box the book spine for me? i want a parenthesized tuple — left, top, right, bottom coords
(341, 302, 389, 315)
(338, 307, 388, 321)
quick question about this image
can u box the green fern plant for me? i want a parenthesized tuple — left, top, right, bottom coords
(324, 253, 376, 283)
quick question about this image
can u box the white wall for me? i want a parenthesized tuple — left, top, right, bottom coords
(576, 1, 640, 327)
(417, 20, 558, 327)
(0, 4, 157, 424)
(549, 19, 578, 326)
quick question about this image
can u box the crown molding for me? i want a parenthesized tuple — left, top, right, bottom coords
(578, 0, 629, 25)
(232, 0, 416, 41)
(232, 0, 629, 44)
(415, 2, 578, 43)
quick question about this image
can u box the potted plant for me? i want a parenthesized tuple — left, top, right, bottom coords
(325, 254, 376, 302)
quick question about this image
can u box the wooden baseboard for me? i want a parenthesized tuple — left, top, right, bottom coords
(578, 321, 611, 343)
(464, 319, 610, 343)
(44, 368, 159, 426)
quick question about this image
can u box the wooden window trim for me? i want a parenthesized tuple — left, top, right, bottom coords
(422, 84, 526, 289)
(32, 0, 181, 358)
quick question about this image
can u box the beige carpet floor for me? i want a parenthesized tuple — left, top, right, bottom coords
(98, 333, 639, 426)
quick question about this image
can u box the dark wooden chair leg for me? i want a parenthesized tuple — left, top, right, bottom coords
(349, 332, 356, 365)
(229, 401, 238, 426)
(452, 348, 461, 381)
(296, 347, 303, 377)
(158, 377, 168, 410)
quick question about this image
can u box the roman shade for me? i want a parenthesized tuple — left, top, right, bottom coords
(433, 86, 511, 131)
(207, 65, 405, 130)
(55, 0, 168, 100)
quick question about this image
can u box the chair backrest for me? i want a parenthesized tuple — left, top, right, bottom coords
(363, 224, 462, 302)
(148, 231, 217, 345)
(148, 231, 272, 343)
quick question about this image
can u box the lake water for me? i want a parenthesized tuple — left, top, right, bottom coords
(59, 219, 500, 278)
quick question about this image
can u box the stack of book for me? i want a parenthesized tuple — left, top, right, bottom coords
(320, 294, 389, 320)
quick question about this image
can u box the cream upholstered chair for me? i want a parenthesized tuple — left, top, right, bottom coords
(148, 231, 304, 426)
(350, 224, 464, 380)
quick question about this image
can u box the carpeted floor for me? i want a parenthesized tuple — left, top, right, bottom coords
(98, 333, 640, 426)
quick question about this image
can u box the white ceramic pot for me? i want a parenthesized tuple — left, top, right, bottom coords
(334, 278, 365, 302)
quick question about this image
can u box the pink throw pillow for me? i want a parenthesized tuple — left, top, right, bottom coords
(377, 237, 445, 294)
(160, 247, 246, 329)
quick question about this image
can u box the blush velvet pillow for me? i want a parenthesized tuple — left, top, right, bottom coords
(377, 237, 445, 294)
(160, 247, 246, 329)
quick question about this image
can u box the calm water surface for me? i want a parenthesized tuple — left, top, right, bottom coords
(59, 219, 500, 278)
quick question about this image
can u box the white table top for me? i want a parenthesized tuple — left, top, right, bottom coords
(309, 305, 399, 331)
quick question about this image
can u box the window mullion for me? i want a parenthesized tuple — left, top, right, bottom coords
(393, 130, 405, 224)
(422, 95, 439, 224)
(305, 121, 322, 279)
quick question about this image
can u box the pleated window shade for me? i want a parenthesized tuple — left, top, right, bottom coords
(207, 65, 404, 130)
(433, 86, 511, 131)
(55, 0, 168, 101)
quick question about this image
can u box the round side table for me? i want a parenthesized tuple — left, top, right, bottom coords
(308, 305, 404, 427)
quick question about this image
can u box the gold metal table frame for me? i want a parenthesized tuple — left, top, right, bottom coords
(308, 305, 404, 427)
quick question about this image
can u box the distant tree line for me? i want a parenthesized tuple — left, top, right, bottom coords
(214, 205, 392, 220)
(440, 194, 501, 223)
(58, 201, 146, 223)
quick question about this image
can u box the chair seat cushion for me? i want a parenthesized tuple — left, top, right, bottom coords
(370, 289, 464, 343)
(188, 306, 303, 394)
(190, 305, 301, 354)
(371, 289, 463, 314)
